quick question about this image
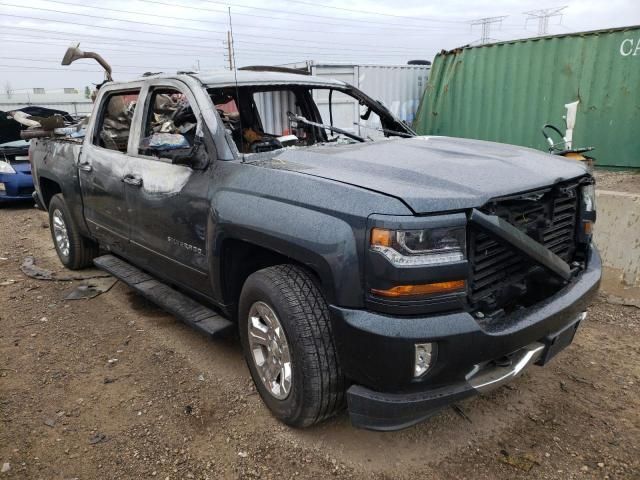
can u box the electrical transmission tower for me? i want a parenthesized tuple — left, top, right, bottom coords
(524, 6, 567, 36)
(470, 16, 507, 45)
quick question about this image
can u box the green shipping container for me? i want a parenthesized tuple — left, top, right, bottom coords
(414, 26, 640, 168)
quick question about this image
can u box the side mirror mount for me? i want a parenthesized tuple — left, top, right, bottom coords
(61, 44, 113, 82)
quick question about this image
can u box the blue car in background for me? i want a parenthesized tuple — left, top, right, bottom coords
(0, 139, 33, 203)
(0, 106, 74, 204)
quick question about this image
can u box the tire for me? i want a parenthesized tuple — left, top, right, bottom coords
(239, 264, 345, 427)
(48, 193, 98, 270)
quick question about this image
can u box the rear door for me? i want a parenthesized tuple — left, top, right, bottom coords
(123, 80, 212, 295)
(79, 86, 141, 253)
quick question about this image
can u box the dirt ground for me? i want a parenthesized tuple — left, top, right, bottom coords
(594, 169, 640, 194)
(1, 204, 639, 480)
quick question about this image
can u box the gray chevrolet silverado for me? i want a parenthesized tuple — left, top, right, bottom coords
(29, 69, 600, 431)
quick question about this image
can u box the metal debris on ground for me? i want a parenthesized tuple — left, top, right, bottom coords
(451, 404, 472, 423)
(64, 277, 118, 300)
(20, 256, 112, 281)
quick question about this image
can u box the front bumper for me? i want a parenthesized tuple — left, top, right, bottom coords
(0, 172, 34, 202)
(329, 246, 601, 431)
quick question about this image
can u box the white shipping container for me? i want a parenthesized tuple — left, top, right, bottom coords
(280, 61, 430, 137)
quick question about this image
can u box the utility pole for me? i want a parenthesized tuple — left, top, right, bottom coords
(225, 30, 235, 70)
(470, 16, 507, 45)
(524, 6, 567, 36)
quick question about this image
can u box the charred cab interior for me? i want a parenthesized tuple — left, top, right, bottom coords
(207, 85, 414, 154)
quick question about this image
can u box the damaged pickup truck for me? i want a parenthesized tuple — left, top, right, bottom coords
(30, 62, 600, 431)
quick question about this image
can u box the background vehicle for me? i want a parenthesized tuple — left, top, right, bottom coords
(0, 139, 32, 203)
(0, 106, 75, 203)
(29, 70, 601, 431)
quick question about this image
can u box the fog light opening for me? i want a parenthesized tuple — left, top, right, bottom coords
(414, 343, 433, 377)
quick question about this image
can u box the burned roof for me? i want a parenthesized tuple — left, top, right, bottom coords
(195, 70, 347, 88)
(132, 70, 346, 88)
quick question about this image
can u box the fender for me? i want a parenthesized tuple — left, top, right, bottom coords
(207, 191, 367, 308)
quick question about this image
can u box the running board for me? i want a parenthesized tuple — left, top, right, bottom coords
(93, 254, 234, 338)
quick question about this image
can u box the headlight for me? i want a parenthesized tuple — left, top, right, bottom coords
(580, 183, 596, 237)
(0, 161, 16, 174)
(370, 226, 466, 266)
(581, 183, 595, 212)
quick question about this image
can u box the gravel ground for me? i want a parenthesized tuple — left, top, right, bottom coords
(1, 204, 639, 480)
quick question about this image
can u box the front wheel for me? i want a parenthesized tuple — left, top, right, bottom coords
(48, 193, 98, 269)
(239, 265, 345, 427)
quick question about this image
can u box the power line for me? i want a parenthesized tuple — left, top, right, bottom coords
(0, 56, 196, 71)
(0, 28, 431, 63)
(281, 0, 468, 24)
(196, 0, 470, 30)
(0, 63, 140, 73)
(470, 16, 507, 44)
(1, 4, 227, 37)
(0, 40, 426, 63)
(0, 13, 220, 42)
(524, 6, 567, 36)
(0, 12, 438, 53)
(0, 35, 224, 56)
(133, 0, 431, 32)
(35, 0, 467, 37)
(1, 26, 227, 53)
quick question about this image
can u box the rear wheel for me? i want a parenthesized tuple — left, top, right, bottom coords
(48, 193, 98, 270)
(239, 264, 345, 427)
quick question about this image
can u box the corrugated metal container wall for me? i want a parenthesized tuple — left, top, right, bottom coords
(309, 63, 429, 136)
(253, 90, 298, 136)
(271, 62, 429, 136)
(414, 26, 640, 168)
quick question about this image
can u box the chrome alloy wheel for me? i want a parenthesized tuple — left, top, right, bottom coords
(52, 209, 70, 257)
(247, 301, 292, 400)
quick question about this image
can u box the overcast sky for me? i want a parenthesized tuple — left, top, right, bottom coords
(1, 0, 639, 90)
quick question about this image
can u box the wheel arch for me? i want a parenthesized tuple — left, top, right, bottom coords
(215, 235, 333, 319)
(38, 175, 63, 209)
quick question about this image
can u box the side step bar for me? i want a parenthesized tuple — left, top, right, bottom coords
(94, 254, 234, 338)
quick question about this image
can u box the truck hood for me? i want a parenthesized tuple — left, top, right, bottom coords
(268, 136, 588, 213)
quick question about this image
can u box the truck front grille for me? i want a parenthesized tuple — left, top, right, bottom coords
(468, 182, 580, 311)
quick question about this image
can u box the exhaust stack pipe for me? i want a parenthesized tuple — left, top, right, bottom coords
(61, 43, 113, 82)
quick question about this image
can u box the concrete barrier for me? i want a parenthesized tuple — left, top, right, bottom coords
(594, 190, 640, 291)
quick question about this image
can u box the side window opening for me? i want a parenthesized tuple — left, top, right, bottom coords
(94, 90, 139, 152)
(318, 88, 384, 140)
(139, 88, 198, 159)
(210, 87, 310, 154)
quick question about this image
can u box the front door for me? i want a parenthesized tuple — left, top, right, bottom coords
(124, 82, 212, 296)
(79, 88, 141, 254)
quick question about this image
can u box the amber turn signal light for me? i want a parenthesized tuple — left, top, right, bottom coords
(371, 280, 466, 298)
(583, 220, 593, 235)
(371, 228, 392, 247)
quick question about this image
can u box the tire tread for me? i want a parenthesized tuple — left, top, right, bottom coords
(246, 264, 345, 426)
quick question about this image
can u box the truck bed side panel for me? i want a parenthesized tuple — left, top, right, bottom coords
(31, 138, 91, 237)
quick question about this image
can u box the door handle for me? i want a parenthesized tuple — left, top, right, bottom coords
(122, 174, 143, 187)
(78, 162, 92, 172)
